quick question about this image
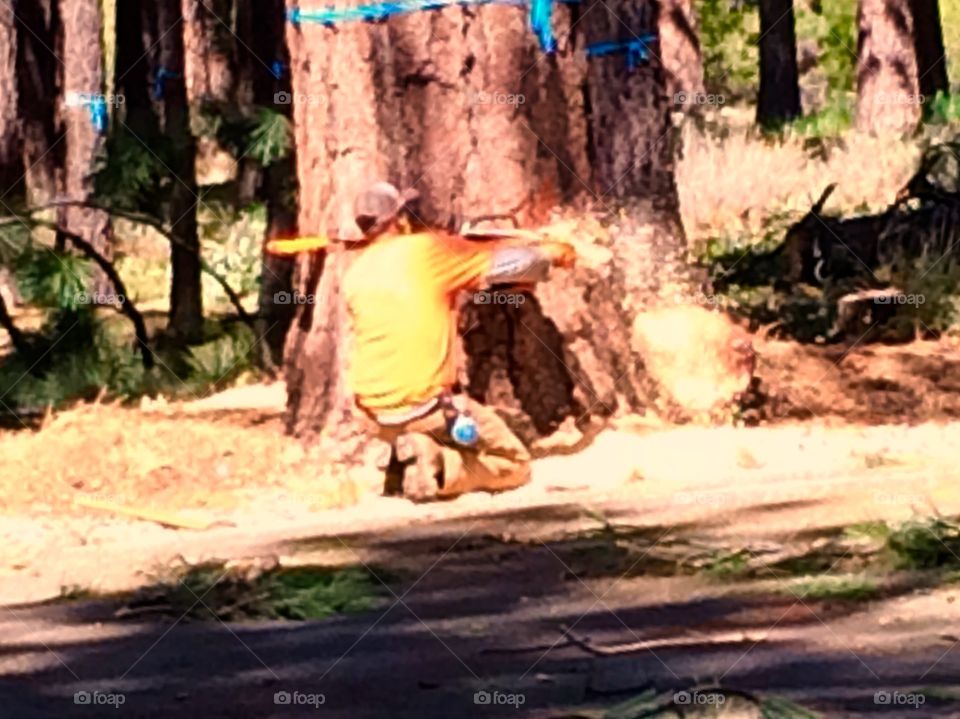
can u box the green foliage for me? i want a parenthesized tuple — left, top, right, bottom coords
(785, 574, 878, 601)
(94, 127, 174, 212)
(886, 517, 960, 570)
(183, 322, 257, 393)
(195, 103, 292, 168)
(200, 202, 265, 302)
(924, 92, 960, 126)
(788, 96, 854, 138)
(14, 248, 92, 311)
(699, 0, 759, 100)
(131, 562, 388, 622)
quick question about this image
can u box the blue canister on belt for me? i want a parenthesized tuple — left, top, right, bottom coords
(441, 393, 479, 447)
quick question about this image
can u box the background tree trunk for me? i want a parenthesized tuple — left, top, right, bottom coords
(158, 0, 204, 340)
(16, 0, 62, 206)
(59, 0, 113, 299)
(756, 0, 802, 126)
(252, 0, 297, 368)
(908, 0, 949, 102)
(181, 0, 235, 105)
(0, 2, 23, 200)
(657, 0, 704, 110)
(856, 0, 921, 133)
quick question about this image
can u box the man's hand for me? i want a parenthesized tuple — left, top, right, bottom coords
(542, 241, 577, 269)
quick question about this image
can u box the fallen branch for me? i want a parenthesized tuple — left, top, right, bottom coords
(558, 624, 771, 656)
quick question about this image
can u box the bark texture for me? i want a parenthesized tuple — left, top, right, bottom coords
(158, 0, 204, 340)
(59, 0, 112, 298)
(182, 0, 235, 105)
(16, 0, 61, 205)
(856, 0, 921, 134)
(908, 0, 949, 101)
(756, 0, 802, 126)
(0, 3, 23, 198)
(657, 0, 704, 109)
(253, 0, 297, 367)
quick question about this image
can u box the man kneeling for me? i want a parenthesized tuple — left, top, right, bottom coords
(343, 182, 575, 501)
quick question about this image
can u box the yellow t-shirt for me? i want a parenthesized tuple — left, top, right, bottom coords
(344, 232, 497, 414)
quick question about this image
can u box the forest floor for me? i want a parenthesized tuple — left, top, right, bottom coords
(3, 338, 960, 716)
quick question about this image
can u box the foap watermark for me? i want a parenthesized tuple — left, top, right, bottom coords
(873, 490, 925, 506)
(274, 690, 326, 708)
(470, 90, 526, 107)
(76, 292, 125, 305)
(874, 293, 925, 306)
(874, 690, 926, 708)
(273, 291, 316, 305)
(273, 91, 327, 107)
(74, 691, 125, 709)
(672, 490, 730, 507)
(65, 91, 125, 108)
(473, 690, 525, 708)
(673, 91, 725, 107)
(474, 290, 525, 306)
(877, 91, 925, 106)
(674, 690, 726, 707)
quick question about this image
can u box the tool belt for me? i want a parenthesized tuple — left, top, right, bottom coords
(362, 391, 479, 446)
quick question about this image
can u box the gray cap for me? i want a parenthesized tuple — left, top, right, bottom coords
(352, 181, 419, 239)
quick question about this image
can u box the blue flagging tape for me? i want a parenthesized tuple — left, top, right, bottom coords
(288, 3, 653, 56)
(87, 97, 108, 133)
(290, 0, 552, 50)
(270, 60, 287, 79)
(528, 0, 555, 53)
(153, 67, 178, 100)
(585, 33, 656, 70)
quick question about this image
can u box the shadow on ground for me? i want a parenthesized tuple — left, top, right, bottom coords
(2, 509, 959, 718)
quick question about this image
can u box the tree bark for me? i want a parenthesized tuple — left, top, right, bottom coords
(657, 0, 704, 110)
(158, 0, 204, 341)
(756, 0, 802, 126)
(252, 0, 297, 368)
(855, 0, 921, 134)
(59, 0, 113, 298)
(182, 0, 235, 106)
(908, 0, 948, 101)
(15, 0, 61, 205)
(0, 2, 24, 199)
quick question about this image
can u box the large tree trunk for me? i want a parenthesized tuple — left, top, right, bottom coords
(856, 0, 921, 134)
(0, 2, 23, 198)
(756, 0, 802, 126)
(158, 0, 204, 340)
(909, 0, 949, 101)
(658, 0, 704, 110)
(16, 0, 61, 205)
(282, 0, 592, 449)
(59, 0, 113, 299)
(282, 0, 748, 472)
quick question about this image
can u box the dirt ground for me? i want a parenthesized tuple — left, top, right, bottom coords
(4, 338, 960, 716)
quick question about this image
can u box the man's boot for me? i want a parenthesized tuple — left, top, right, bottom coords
(397, 432, 445, 502)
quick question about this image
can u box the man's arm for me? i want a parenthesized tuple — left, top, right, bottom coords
(427, 233, 576, 294)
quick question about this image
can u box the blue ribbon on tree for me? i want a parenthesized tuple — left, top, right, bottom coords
(153, 67, 178, 100)
(86, 97, 108, 133)
(585, 33, 656, 70)
(289, 0, 555, 50)
(270, 60, 287, 79)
